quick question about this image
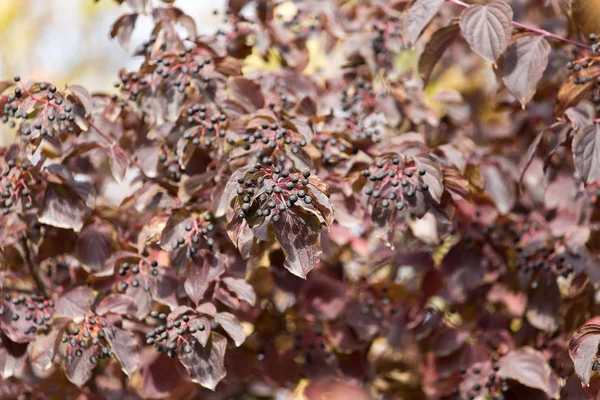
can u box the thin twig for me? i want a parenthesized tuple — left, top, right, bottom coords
(0, 286, 38, 295)
(447, 0, 592, 50)
(20, 236, 48, 297)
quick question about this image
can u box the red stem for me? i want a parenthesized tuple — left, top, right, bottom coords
(447, 0, 592, 50)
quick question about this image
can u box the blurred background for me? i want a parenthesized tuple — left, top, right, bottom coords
(0, 0, 227, 145)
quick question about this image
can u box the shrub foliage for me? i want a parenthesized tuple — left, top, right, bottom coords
(3, 0, 600, 398)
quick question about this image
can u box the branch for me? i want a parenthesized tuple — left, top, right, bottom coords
(20, 236, 48, 297)
(446, 0, 592, 50)
(0, 286, 38, 295)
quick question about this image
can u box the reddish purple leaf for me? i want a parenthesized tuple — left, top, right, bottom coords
(189, 316, 211, 347)
(214, 312, 246, 347)
(178, 332, 227, 390)
(125, 284, 153, 319)
(110, 13, 138, 51)
(501, 34, 551, 107)
(300, 272, 347, 320)
(67, 84, 94, 117)
(38, 183, 89, 232)
(526, 281, 560, 333)
(414, 156, 444, 203)
(95, 294, 138, 316)
(31, 322, 65, 371)
(272, 208, 323, 278)
(0, 335, 27, 379)
(55, 287, 94, 319)
(76, 223, 114, 274)
(103, 325, 140, 376)
(431, 327, 469, 357)
(440, 242, 484, 302)
(570, 324, 600, 386)
(65, 345, 95, 386)
(459, 1, 513, 62)
(497, 347, 560, 397)
(142, 353, 183, 398)
(108, 145, 129, 183)
(228, 78, 265, 112)
(150, 267, 179, 308)
(184, 252, 224, 305)
(573, 123, 600, 185)
(222, 276, 256, 306)
(419, 22, 460, 85)
(480, 163, 516, 214)
(178, 14, 197, 41)
(402, 0, 445, 46)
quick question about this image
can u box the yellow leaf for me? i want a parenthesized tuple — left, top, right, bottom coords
(304, 35, 326, 75)
(274, 0, 298, 22)
(393, 49, 419, 75)
(0, 1, 21, 33)
(571, 0, 600, 37)
(510, 318, 523, 332)
(290, 379, 310, 400)
(432, 234, 458, 267)
(242, 47, 281, 74)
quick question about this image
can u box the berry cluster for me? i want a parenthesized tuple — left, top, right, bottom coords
(2, 77, 80, 140)
(341, 79, 380, 115)
(456, 364, 509, 400)
(566, 33, 600, 110)
(1, 158, 35, 215)
(146, 311, 208, 358)
(228, 122, 308, 168)
(182, 104, 228, 148)
(0, 293, 54, 335)
(313, 132, 354, 165)
(293, 327, 333, 365)
(113, 49, 217, 109)
(260, 76, 301, 113)
(314, 116, 385, 165)
(234, 165, 314, 223)
(132, 34, 158, 59)
(60, 316, 112, 365)
(591, 356, 600, 372)
(372, 17, 403, 58)
(514, 242, 574, 282)
(273, 11, 318, 40)
(116, 259, 164, 292)
(215, 13, 255, 59)
(506, 220, 577, 282)
(356, 285, 399, 320)
(40, 256, 77, 288)
(112, 72, 150, 105)
(152, 51, 214, 94)
(363, 153, 430, 213)
(157, 151, 185, 181)
(170, 213, 217, 257)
